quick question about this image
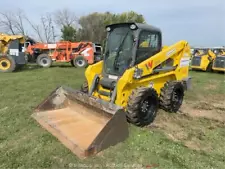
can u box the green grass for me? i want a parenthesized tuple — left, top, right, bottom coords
(185, 70, 225, 102)
(0, 64, 225, 169)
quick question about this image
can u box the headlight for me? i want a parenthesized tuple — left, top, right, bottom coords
(130, 24, 137, 30)
(106, 27, 111, 32)
(133, 66, 143, 79)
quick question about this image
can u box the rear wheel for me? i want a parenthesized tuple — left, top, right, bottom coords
(126, 87, 159, 127)
(159, 81, 184, 113)
(73, 56, 88, 68)
(0, 55, 16, 72)
(36, 54, 52, 68)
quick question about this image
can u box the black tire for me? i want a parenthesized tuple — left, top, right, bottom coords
(36, 54, 52, 68)
(0, 55, 16, 73)
(80, 80, 88, 93)
(159, 81, 184, 113)
(126, 87, 159, 127)
(73, 56, 88, 68)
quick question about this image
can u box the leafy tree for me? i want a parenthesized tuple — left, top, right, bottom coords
(61, 25, 77, 42)
(77, 11, 146, 44)
(117, 11, 145, 23)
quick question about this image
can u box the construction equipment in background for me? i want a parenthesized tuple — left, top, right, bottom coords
(190, 47, 216, 72)
(32, 22, 191, 159)
(212, 47, 225, 72)
(0, 33, 27, 72)
(26, 41, 102, 68)
(25, 42, 55, 63)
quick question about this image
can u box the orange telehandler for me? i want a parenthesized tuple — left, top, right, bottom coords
(26, 41, 102, 68)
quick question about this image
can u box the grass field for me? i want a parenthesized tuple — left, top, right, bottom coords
(0, 64, 225, 169)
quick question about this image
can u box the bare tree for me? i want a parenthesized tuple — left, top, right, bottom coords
(40, 13, 54, 43)
(54, 8, 78, 27)
(13, 9, 26, 35)
(25, 17, 45, 43)
(25, 13, 54, 43)
(0, 9, 27, 35)
(0, 11, 16, 34)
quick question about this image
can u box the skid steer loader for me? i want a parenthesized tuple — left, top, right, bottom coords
(0, 33, 27, 72)
(212, 47, 225, 72)
(32, 22, 191, 159)
(190, 47, 216, 72)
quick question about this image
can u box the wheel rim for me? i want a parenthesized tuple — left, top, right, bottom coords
(140, 95, 157, 121)
(171, 89, 183, 111)
(76, 59, 85, 67)
(0, 58, 11, 70)
(40, 58, 49, 66)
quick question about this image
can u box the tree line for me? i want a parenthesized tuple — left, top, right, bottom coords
(0, 8, 145, 44)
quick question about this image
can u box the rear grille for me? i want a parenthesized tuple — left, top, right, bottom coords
(191, 56, 201, 66)
(214, 56, 225, 68)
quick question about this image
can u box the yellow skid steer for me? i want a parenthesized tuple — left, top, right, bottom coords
(191, 47, 216, 72)
(32, 22, 191, 159)
(212, 47, 225, 72)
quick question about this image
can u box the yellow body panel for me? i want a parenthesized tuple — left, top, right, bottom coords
(191, 49, 216, 71)
(212, 50, 225, 72)
(0, 33, 25, 54)
(212, 67, 225, 72)
(85, 40, 191, 108)
(85, 60, 103, 87)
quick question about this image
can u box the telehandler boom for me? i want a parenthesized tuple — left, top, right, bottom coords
(32, 22, 191, 159)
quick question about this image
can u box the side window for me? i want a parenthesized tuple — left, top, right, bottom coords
(138, 31, 159, 49)
(136, 31, 160, 64)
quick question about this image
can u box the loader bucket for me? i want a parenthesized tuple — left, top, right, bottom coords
(31, 86, 129, 159)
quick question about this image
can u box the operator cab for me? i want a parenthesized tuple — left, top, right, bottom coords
(103, 22, 162, 77)
(193, 49, 208, 57)
(213, 48, 225, 56)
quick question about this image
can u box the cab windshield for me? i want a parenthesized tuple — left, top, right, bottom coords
(194, 49, 207, 56)
(104, 27, 134, 76)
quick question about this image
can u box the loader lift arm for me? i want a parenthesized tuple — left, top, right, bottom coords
(133, 40, 190, 79)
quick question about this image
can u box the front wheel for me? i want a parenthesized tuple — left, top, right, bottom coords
(0, 55, 16, 73)
(73, 56, 88, 68)
(126, 87, 159, 127)
(36, 54, 52, 68)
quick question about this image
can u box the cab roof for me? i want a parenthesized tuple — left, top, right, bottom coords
(106, 22, 161, 32)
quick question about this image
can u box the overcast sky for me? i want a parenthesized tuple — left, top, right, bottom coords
(1, 0, 225, 46)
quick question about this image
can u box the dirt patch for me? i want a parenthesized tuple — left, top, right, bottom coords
(203, 79, 219, 91)
(184, 140, 202, 151)
(204, 83, 218, 90)
(149, 113, 207, 151)
(149, 100, 225, 152)
(180, 101, 225, 123)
